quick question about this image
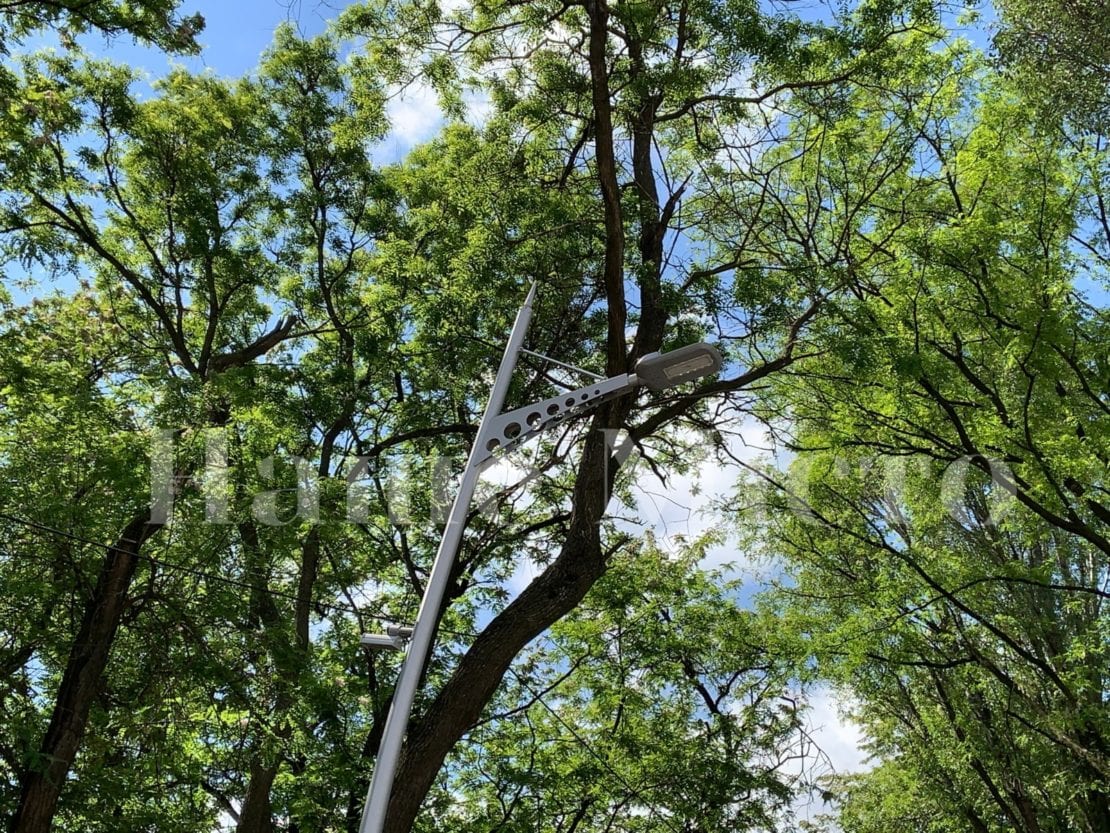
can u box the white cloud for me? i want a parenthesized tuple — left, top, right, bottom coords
(806, 686, 870, 775)
(377, 75, 492, 163)
(625, 417, 774, 570)
(463, 87, 493, 127)
(787, 685, 872, 830)
(478, 447, 545, 600)
(386, 81, 443, 149)
(497, 415, 780, 598)
(624, 422, 874, 824)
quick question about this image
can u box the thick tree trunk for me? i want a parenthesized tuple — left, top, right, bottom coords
(236, 762, 279, 833)
(366, 6, 682, 827)
(11, 515, 161, 833)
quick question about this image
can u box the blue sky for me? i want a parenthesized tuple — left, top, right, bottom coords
(3, 0, 440, 305)
(50, 0, 998, 75)
(103, 0, 449, 159)
(17, 0, 448, 161)
(13, 0, 1001, 170)
(88, 0, 333, 79)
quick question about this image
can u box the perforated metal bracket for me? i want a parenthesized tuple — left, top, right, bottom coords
(473, 373, 637, 469)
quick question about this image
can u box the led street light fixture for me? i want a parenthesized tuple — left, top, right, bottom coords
(634, 342, 723, 390)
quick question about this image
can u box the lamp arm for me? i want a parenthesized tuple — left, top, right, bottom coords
(473, 373, 638, 469)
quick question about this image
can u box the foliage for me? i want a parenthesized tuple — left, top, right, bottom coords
(0, 1, 1106, 832)
(437, 541, 806, 833)
(0, 0, 204, 55)
(993, 0, 1110, 131)
(742, 56, 1110, 833)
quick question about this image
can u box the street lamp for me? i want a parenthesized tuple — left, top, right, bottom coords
(358, 283, 722, 833)
(634, 342, 723, 390)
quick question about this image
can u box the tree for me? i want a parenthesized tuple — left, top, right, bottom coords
(0, 0, 984, 829)
(0, 50, 311, 830)
(328, 0, 940, 827)
(993, 0, 1110, 130)
(440, 540, 809, 833)
(742, 55, 1109, 833)
(0, 0, 203, 55)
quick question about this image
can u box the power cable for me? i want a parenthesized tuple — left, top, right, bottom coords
(0, 510, 396, 623)
(505, 665, 686, 833)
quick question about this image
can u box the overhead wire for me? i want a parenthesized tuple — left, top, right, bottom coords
(504, 665, 687, 833)
(0, 509, 397, 623)
(1, 514, 691, 829)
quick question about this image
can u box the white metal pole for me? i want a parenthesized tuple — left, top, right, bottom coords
(359, 283, 537, 833)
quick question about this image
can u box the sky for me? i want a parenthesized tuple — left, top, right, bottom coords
(38, 0, 449, 163)
(12, 0, 451, 174)
(85, 0, 333, 79)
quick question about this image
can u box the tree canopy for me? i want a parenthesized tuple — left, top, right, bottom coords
(0, 1, 1106, 832)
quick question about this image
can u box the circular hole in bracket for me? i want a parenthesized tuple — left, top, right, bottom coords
(565, 398, 575, 407)
(504, 421, 522, 439)
(486, 438, 500, 452)
(547, 403, 560, 416)
(527, 411, 542, 427)
(580, 393, 589, 401)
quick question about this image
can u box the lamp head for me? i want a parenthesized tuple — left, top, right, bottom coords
(634, 342, 723, 390)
